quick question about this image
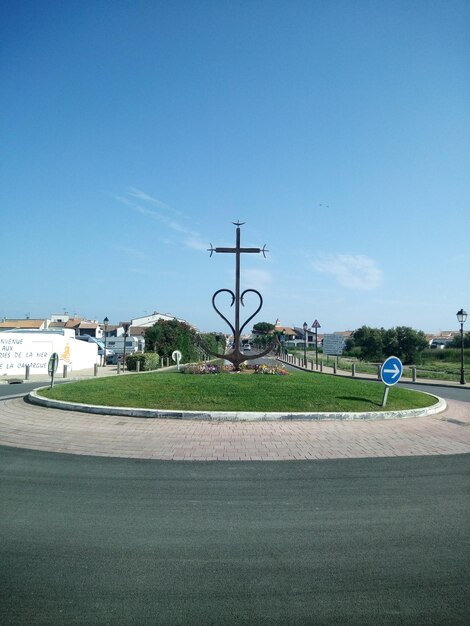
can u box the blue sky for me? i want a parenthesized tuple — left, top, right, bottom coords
(1, 0, 469, 334)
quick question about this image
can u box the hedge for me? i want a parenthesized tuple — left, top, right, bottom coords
(125, 353, 160, 371)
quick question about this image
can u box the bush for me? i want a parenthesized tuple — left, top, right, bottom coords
(344, 346, 362, 359)
(125, 352, 160, 371)
(417, 348, 470, 364)
(144, 319, 200, 361)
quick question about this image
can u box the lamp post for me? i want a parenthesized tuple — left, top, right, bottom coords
(456, 309, 467, 385)
(281, 329, 286, 357)
(122, 322, 130, 372)
(303, 322, 308, 367)
(103, 316, 109, 366)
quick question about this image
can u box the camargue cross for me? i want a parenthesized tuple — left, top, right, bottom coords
(200, 221, 277, 371)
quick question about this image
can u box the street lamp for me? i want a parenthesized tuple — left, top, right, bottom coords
(122, 322, 130, 372)
(456, 309, 467, 385)
(103, 317, 109, 366)
(303, 322, 308, 367)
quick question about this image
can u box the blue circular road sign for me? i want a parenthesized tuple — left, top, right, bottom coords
(380, 356, 403, 386)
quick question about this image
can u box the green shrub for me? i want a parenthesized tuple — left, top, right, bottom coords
(125, 352, 160, 371)
(417, 348, 470, 364)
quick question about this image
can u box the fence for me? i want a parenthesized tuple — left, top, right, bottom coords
(280, 350, 465, 384)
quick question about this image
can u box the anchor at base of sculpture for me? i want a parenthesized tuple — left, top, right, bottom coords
(197, 333, 279, 371)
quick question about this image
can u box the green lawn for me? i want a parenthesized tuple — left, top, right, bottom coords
(38, 370, 437, 412)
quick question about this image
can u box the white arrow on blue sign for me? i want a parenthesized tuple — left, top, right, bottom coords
(380, 356, 403, 386)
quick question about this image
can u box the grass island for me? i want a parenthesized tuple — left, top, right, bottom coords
(38, 369, 437, 413)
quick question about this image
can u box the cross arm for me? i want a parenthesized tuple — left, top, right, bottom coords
(214, 247, 262, 254)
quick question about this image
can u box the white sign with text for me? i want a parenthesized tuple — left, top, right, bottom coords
(322, 334, 346, 356)
(0, 332, 99, 377)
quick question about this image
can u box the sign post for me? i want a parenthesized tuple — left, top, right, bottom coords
(48, 352, 59, 389)
(172, 350, 182, 371)
(380, 355, 403, 407)
(322, 334, 345, 357)
(312, 320, 321, 369)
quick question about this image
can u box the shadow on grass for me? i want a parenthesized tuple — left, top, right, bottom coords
(336, 396, 381, 408)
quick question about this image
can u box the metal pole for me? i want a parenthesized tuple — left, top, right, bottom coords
(304, 333, 307, 367)
(122, 333, 127, 372)
(235, 225, 241, 354)
(315, 328, 318, 370)
(103, 319, 108, 367)
(460, 322, 466, 385)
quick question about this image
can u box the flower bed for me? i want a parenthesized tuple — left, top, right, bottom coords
(183, 362, 288, 375)
(252, 363, 288, 375)
(183, 363, 224, 374)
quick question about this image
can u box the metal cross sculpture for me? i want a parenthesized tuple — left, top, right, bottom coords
(199, 221, 278, 370)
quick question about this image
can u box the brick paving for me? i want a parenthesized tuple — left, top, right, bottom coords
(0, 396, 469, 461)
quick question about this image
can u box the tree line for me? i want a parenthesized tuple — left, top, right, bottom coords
(346, 325, 470, 363)
(345, 326, 428, 364)
(142, 319, 468, 366)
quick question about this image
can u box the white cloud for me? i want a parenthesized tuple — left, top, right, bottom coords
(185, 235, 208, 251)
(313, 254, 383, 290)
(242, 268, 273, 292)
(126, 187, 173, 212)
(115, 246, 151, 261)
(115, 189, 207, 252)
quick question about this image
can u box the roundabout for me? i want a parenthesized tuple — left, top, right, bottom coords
(0, 391, 467, 461)
(0, 361, 467, 461)
(1, 378, 469, 626)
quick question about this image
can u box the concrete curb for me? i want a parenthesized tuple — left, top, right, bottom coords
(27, 388, 447, 422)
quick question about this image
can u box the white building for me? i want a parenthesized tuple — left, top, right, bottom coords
(131, 311, 189, 327)
(0, 329, 99, 377)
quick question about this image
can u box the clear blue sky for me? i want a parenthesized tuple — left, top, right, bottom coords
(1, 0, 469, 334)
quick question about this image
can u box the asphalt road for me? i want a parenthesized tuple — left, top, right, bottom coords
(1, 447, 468, 625)
(399, 382, 470, 403)
(0, 380, 66, 399)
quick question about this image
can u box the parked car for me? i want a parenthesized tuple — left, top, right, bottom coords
(75, 334, 114, 358)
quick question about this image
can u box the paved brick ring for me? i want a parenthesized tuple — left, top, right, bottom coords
(0, 393, 468, 461)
